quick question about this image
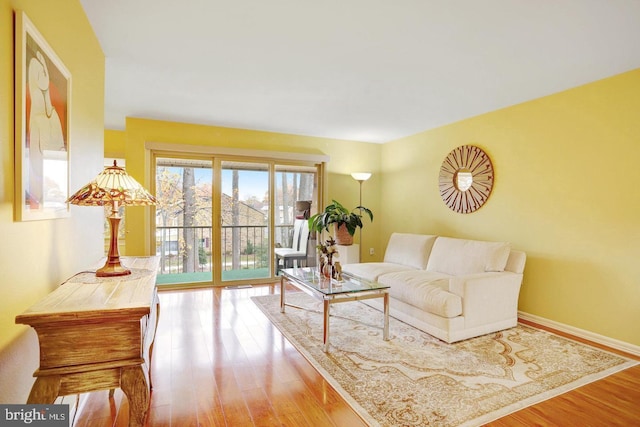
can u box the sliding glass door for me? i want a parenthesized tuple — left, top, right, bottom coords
(155, 156, 213, 285)
(220, 160, 270, 282)
(152, 152, 321, 287)
(274, 164, 317, 251)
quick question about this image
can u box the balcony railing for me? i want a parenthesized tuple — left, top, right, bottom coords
(155, 224, 294, 277)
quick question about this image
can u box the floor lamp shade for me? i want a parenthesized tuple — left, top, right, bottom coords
(351, 172, 371, 182)
(67, 161, 156, 277)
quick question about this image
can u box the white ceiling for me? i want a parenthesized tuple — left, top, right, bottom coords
(80, 0, 640, 143)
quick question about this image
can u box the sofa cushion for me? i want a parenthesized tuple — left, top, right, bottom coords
(505, 250, 526, 274)
(426, 237, 511, 276)
(383, 233, 437, 270)
(341, 262, 414, 282)
(378, 270, 461, 318)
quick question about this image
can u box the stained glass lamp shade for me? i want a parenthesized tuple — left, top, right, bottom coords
(67, 161, 156, 277)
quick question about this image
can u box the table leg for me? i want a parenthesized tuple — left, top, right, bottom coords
(383, 292, 390, 341)
(27, 376, 60, 404)
(323, 299, 330, 352)
(153, 300, 160, 384)
(121, 365, 150, 427)
(148, 295, 160, 390)
(280, 276, 285, 313)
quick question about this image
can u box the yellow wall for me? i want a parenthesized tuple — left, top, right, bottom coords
(0, 0, 104, 402)
(105, 129, 126, 158)
(106, 117, 382, 261)
(381, 69, 640, 346)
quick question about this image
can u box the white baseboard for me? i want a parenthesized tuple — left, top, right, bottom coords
(518, 311, 640, 357)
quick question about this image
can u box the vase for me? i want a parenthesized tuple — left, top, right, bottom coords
(322, 263, 332, 279)
(318, 255, 326, 276)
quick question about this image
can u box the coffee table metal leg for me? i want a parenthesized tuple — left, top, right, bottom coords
(383, 292, 390, 340)
(280, 276, 285, 313)
(323, 298, 330, 352)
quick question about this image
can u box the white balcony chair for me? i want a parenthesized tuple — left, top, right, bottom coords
(275, 219, 310, 275)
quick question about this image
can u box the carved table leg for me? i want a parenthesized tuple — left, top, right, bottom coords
(27, 376, 61, 404)
(149, 299, 160, 390)
(120, 366, 150, 427)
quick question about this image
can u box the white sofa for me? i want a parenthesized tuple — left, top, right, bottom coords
(341, 233, 526, 343)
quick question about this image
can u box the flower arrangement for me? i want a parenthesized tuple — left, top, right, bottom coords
(317, 236, 338, 264)
(317, 236, 340, 279)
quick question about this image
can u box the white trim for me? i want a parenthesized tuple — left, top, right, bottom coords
(145, 141, 330, 163)
(518, 311, 640, 357)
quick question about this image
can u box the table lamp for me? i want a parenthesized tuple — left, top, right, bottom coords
(67, 161, 156, 277)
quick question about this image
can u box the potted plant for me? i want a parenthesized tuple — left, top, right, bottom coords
(308, 200, 373, 245)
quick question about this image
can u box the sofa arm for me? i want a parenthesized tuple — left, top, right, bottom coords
(448, 272, 523, 328)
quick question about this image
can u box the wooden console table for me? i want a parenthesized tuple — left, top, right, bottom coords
(16, 256, 160, 427)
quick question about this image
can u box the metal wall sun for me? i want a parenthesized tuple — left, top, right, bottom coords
(438, 145, 494, 214)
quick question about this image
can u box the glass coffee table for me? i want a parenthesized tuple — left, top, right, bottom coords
(280, 267, 390, 352)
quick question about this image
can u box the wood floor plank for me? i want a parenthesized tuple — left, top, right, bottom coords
(281, 379, 346, 427)
(268, 380, 311, 420)
(241, 387, 280, 425)
(196, 386, 226, 427)
(146, 403, 170, 427)
(72, 284, 639, 426)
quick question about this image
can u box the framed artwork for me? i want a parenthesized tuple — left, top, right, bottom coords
(14, 11, 71, 221)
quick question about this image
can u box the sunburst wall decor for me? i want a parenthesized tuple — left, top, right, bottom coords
(438, 145, 494, 214)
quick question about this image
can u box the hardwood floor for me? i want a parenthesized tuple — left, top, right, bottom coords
(73, 285, 640, 426)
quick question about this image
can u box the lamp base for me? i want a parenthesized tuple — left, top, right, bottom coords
(98, 214, 131, 277)
(96, 259, 131, 277)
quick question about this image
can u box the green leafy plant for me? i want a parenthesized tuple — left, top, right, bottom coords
(308, 199, 373, 237)
(198, 246, 209, 265)
(244, 239, 255, 255)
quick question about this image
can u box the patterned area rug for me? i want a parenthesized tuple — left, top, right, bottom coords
(251, 292, 637, 427)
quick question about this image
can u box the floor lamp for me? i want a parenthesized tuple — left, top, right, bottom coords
(351, 172, 371, 262)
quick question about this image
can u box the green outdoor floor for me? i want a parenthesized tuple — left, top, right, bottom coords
(156, 268, 270, 286)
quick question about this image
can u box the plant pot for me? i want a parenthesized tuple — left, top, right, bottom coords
(334, 224, 353, 245)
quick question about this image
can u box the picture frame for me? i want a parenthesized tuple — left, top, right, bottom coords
(14, 11, 71, 221)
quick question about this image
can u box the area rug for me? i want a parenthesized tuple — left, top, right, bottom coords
(251, 292, 637, 427)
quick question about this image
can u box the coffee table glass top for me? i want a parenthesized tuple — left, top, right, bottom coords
(281, 267, 389, 296)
